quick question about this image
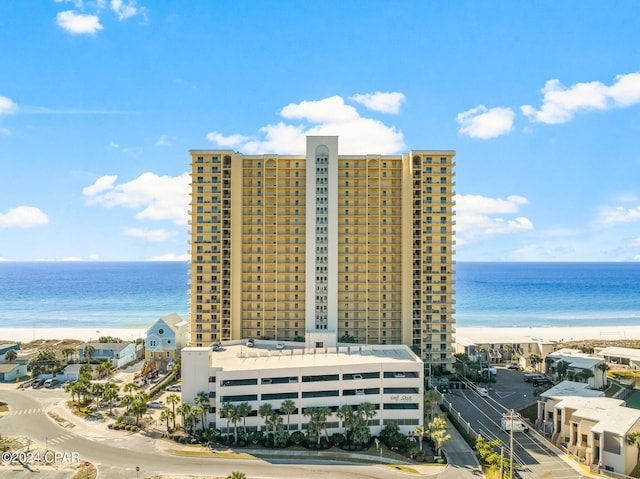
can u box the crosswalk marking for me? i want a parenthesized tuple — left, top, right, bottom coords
(11, 407, 45, 415)
(48, 434, 74, 445)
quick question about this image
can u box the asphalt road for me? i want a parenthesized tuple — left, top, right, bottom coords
(444, 368, 588, 479)
(0, 386, 443, 479)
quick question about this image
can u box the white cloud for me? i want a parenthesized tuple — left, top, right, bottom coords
(83, 172, 190, 225)
(0, 206, 49, 228)
(156, 134, 176, 146)
(598, 205, 640, 224)
(208, 94, 405, 155)
(146, 253, 190, 261)
(56, 10, 103, 35)
(62, 257, 84, 261)
(349, 92, 405, 114)
(0, 257, 6, 261)
(0, 96, 18, 115)
(455, 194, 533, 244)
(521, 72, 640, 124)
(205, 132, 250, 148)
(281, 96, 360, 123)
(88, 253, 100, 260)
(0, 128, 10, 136)
(82, 174, 118, 196)
(456, 105, 515, 139)
(111, 0, 139, 20)
(123, 227, 177, 242)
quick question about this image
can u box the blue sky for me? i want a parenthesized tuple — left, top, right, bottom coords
(1, 1, 640, 261)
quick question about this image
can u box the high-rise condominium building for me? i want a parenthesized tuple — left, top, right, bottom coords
(188, 136, 456, 370)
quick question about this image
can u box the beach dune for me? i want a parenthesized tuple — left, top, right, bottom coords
(0, 327, 148, 344)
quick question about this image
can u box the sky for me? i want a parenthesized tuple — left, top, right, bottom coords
(1, 1, 640, 262)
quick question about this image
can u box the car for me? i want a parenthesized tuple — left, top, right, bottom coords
(261, 378, 273, 384)
(44, 379, 59, 388)
(507, 362, 520, 370)
(524, 373, 545, 383)
(146, 400, 164, 408)
(532, 378, 553, 387)
(393, 372, 406, 378)
(276, 343, 285, 350)
(475, 386, 489, 397)
(353, 374, 362, 380)
(165, 384, 181, 392)
(246, 339, 255, 348)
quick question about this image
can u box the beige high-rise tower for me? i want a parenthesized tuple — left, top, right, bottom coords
(188, 136, 456, 371)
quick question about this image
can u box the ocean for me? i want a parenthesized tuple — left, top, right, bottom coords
(0, 261, 639, 329)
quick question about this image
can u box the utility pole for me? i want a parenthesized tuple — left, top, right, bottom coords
(510, 409, 514, 479)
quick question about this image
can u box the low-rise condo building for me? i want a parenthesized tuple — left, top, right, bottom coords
(181, 340, 423, 435)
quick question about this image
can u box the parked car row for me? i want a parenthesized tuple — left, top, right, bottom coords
(23, 378, 60, 389)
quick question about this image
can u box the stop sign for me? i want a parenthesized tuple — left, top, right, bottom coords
(136, 466, 140, 472)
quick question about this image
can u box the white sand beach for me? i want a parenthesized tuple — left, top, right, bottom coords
(0, 327, 147, 343)
(454, 325, 640, 345)
(2, 324, 640, 346)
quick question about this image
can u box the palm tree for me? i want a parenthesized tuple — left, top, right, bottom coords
(227, 405, 241, 443)
(580, 368, 594, 385)
(237, 402, 252, 438)
(90, 382, 104, 409)
(357, 401, 376, 428)
(544, 356, 554, 375)
(83, 344, 95, 364)
(62, 347, 76, 363)
(424, 388, 442, 421)
(428, 415, 451, 456)
(101, 382, 118, 414)
(220, 401, 235, 437)
(258, 403, 274, 433)
(195, 391, 210, 431)
(529, 354, 542, 372)
(226, 472, 246, 479)
(177, 402, 192, 431)
(556, 360, 570, 380)
(129, 399, 147, 426)
(336, 404, 355, 438)
(124, 382, 138, 397)
(121, 394, 134, 414)
(160, 408, 174, 433)
(64, 381, 78, 403)
(4, 349, 17, 363)
(304, 406, 329, 445)
(627, 430, 640, 465)
(280, 399, 297, 432)
(598, 362, 610, 388)
(413, 425, 428, 452)
(166, 393, 180, 429)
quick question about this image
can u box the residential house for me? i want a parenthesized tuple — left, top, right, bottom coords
(77, 342, 136, 369)
(547, 349, 605, 389)
(596, 346, 640, 369)
(0, 343, 19, 363)
(145, 312, 187, 372)
(454, 333, 558, 370)
(542, 395, 640, 475)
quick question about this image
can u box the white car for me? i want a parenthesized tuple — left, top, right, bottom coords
(165, 384, 181, 392)
(476, 387, 489, 397)
(146, 400, 164, 408)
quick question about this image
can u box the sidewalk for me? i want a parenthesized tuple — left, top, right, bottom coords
(439, 420, 484, 478)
